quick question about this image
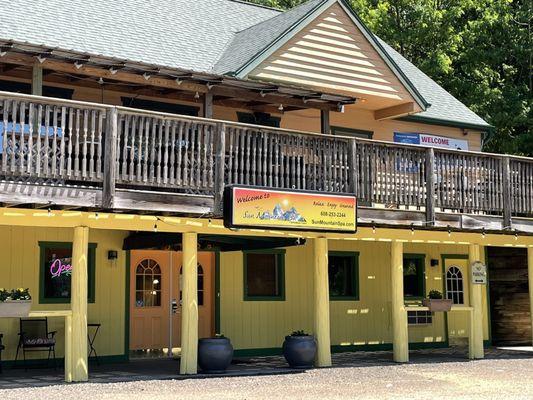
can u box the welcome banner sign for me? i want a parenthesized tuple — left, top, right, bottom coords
(224, 186, 357, 233)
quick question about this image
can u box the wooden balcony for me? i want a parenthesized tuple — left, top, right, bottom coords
(0, 91, 532, 233)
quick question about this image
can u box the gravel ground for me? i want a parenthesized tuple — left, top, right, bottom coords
(1, 358, 532, 400)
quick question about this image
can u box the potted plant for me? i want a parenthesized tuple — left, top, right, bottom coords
(0, 288, 32, 317)
(282, 330, 317, 369)
(197, 334, 233, 374)
(422, 290, 452, 312)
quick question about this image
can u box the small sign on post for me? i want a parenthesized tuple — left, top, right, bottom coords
(471, 261, 487, 284)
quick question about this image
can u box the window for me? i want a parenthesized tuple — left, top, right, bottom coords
(244, 250, 285, 300)
(237, 112, 281, 128)
(331, 126, 373, 139)
(408, 311, 433, 325)
(446, 266, 464, 304)
(179, 264, 205, 306)
(328, 252, 359, 300)
(135, 259, 162, 307)
(121, 97, 199, 116)
(39, 242, 96, 304)
(403, 255, 425, 298)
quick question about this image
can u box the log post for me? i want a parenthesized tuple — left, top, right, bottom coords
(102, 107, 118, 209)
(313, 237, 332, 367)
(425, 147, 435, 226)
(502, 156, 512, 229)
(31, 62, 43, 96)
(320, 110, 330, 135)
(180, 232, 198, 374)
(468, 244, 484, 359)
(391, 240, 408, 362)
(203, 92, 213, 119)
(71, 226, 89, 381)
(213, 122, 226, 215)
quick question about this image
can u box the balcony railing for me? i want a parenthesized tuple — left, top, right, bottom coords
(0, 91, 532, 225)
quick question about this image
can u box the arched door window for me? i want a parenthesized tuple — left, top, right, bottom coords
(135, 259, 162, 307)
(446, 266, 464, 304)
(179, 264, 204, 306)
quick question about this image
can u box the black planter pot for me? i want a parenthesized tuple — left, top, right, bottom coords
(282, 335, 317, 369)
(197, 337, 234, 374)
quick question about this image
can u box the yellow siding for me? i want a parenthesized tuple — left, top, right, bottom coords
(0, 226, 128, 360)
(220, 240, 489, 351)
(248, 3, 417, 111)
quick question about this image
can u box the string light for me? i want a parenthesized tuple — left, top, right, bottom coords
(95, 212, 99, 220)
(447, 225, 452, 237)
(410, 223, 415, 235)
(143, 72, 151, 81)
(175, 78, 183, 85)
(98, 77, 104, 85)
(481, 228, 486, 239)
(47, 207, 51, 217)
(514, 230, 518, 240)
(194, 92, 200, 100)
(153, 223, 158, 233)
(278, 104, 284, 112)
(372, 222, 376, 234)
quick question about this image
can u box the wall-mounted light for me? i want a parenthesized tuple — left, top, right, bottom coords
(107, 250, 118, 260)
(143, 72, 151, 81)
(430, 259, 439, 267)
(278, 104, 284, 112)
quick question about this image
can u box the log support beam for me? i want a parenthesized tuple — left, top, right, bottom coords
(180, 232, 199, 374)
(391, 240, 408, 362)
(528, 248, 533, 346)
(469, 243, 485, 359)
(313, 237, 332, 367)
(70, 226, 89, 382)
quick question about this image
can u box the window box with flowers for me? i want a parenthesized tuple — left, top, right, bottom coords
(0, 288, 32, 317)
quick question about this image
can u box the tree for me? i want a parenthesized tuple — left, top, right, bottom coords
(247, 0, 532, 156)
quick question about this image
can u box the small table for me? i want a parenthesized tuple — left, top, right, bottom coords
(87, 323, 101, 365)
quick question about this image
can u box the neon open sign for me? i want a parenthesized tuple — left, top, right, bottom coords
(50, 259, 72, 278)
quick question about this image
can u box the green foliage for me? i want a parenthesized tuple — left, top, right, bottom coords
(428, 290, 443, 299)
(290, 330, 311, 336)
(0, 288, 31, 302)
(246, 0, 532, 156)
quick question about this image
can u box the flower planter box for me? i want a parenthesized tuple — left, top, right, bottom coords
(0, 300, 32, 317)
(422, 298, 452, 312)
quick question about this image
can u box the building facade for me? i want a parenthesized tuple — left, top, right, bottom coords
(0, 0, 531, 382)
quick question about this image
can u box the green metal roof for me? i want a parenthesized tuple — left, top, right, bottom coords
(0, 0, 491, 129)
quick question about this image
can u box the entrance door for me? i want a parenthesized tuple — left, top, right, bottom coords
(443, 257, 470, 343)
(130, 250, 170, 350)
(487, 247, 531, 345)
(130, 250, 215, 351)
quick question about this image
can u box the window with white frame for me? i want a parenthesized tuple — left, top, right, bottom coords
(446, 266, 464, 304)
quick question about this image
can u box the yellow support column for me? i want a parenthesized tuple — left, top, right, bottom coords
(313, 237, 332, 367)
(469, 244, 484, 359)
(391, 240, 408, 362)
(71, 226, 89, 382)
(180, 232, 198, 374)
(527, 247, 533, 345)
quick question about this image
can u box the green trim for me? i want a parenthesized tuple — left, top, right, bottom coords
(124, 250, 130, 360)
(328, 251, 360, 301)
(483, 247, 493, 345)
(331, 126, 373, 139)
(38, 241, 97, 304)
(215, 250, 221, 335)
(399, 115, 493, 132)
(2, 354, 128, 368)
(234, 341, 450, 357)
(403, 253, 426, 300)
(243, 249, 286, 301)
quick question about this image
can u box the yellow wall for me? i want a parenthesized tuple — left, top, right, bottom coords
(220, 240, 489, 352)
(0, 226, 128, 360)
